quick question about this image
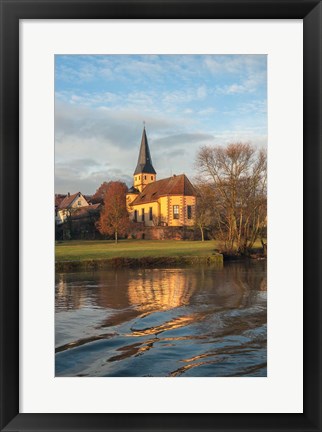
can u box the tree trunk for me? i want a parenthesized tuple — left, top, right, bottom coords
(115, 230, 118, 244)
(200, 225, 204, 242)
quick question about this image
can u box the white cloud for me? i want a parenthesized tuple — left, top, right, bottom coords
(55, 100, 206, 193)
(154, 133, 214, 147)
(198, 107, 216, 116)
(210, 130, 267, 148)
(55, 55, 267, 193)
(204, 55, 266, 76)
(216, 70, 266, 95)
(161, 86, 208, 107)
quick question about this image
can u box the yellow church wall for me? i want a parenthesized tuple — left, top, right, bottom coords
(158, 196, 170, 225)
(183, 195, 196, 226)
(126, 193, 138, 212)
(164, 195, 196, 227)
(151, 195, 196, 226)
(129, 195, 196, 227)
(129, 201, 160, 226)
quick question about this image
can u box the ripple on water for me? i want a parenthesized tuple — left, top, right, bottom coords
(55, 262, 267, 377)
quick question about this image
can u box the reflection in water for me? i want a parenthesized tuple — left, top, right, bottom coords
(55, 262, 267, 377)
(128, 269, 197, 311)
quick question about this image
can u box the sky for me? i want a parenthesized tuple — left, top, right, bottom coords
(55, 54, 267, 195)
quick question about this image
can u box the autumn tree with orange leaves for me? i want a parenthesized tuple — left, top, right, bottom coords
(96, 181, 130, 243)
(92, 181, 111, 204)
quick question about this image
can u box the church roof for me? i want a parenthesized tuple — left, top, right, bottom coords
(133, 127, 156, 175)
(128, 186, 140, 194)
(130, 174, 196, 206)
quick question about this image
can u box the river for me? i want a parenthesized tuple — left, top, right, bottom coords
(55, 261, 267, 377)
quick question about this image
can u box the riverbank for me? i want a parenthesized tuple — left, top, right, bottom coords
(56, 254, 223, 271)
(55, 240, 224, 271)
(55, 239, 267, 271)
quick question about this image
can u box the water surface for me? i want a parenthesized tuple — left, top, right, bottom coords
(55, 262, 267, 377)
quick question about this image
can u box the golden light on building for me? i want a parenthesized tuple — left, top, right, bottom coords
(126, 127, 197, 228)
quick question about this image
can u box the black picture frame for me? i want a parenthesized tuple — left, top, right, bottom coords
(0, 0, 321, 431)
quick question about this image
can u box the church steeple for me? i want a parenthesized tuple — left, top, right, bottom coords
(133, 126, 156, 192)
(134, 127, 156, 175)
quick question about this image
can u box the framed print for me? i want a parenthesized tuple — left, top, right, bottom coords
(0, 0, 321, 431)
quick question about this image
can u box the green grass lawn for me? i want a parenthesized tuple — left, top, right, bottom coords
(55, 240, 221, 262)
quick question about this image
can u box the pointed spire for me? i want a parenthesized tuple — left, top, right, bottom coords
(134, 127, 156, 175)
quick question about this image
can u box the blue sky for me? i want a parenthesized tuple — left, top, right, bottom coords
(55, 55, 267, 194)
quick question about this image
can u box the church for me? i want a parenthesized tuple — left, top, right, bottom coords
(126, 127, 196, 227)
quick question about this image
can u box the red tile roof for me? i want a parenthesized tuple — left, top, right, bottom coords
(55, 194, 66, 207)
(58, 192, 81, 209)
(130, 174, 196, 206)
(71, 203, 101, 219)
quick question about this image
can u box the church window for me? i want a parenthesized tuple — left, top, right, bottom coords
(135, 177, 137, 181)
(187, 205, 192, 219)
(173, 205, 179, 219)
(141, 208, 145, 222)
(134, 210, 138, 222)
(151, 176, 153, 180)
(149, 207, 153, 221)
(139, 176, 141, 180)
(78, 200, 81, 206)
(144, 175, 146, 180)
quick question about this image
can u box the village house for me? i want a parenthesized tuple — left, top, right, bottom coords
(126, 127, 196, 227)
(55, 192, 101, 240)
(55, 192, 89, 225)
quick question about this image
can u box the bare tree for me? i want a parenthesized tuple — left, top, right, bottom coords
(194, 182, 215, 241)
(196, 143, 267, 254)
